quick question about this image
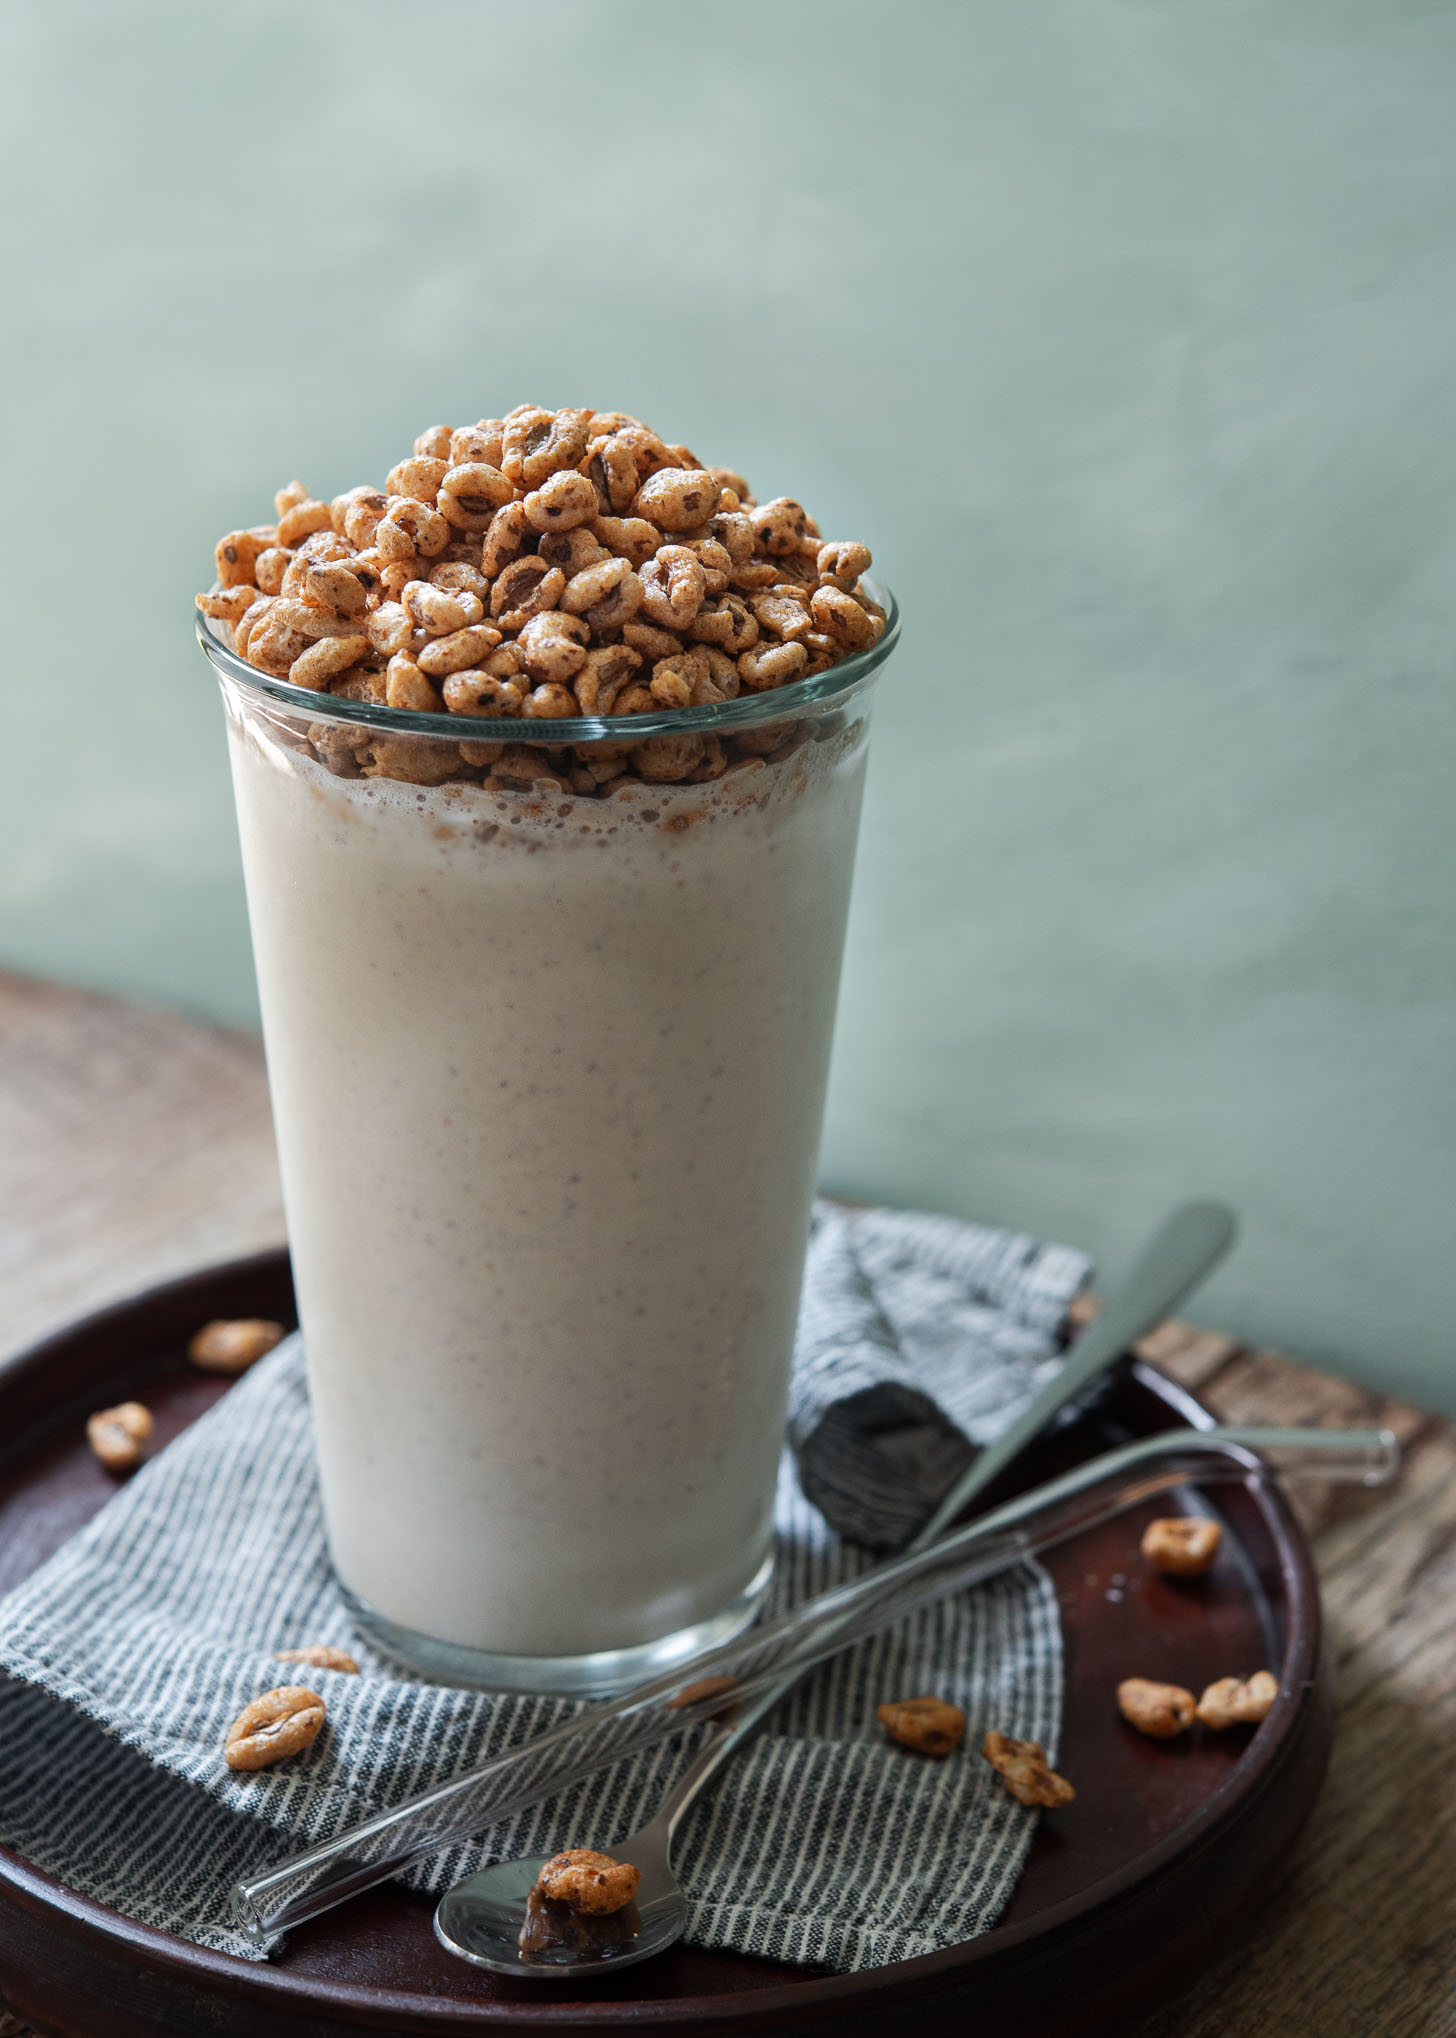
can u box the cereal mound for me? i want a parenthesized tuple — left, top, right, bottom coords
(198, 407, 883, 793)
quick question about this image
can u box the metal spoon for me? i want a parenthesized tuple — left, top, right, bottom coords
(434, 1200, 1236, 1977)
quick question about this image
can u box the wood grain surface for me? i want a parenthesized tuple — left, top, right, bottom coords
(1, 971, 1451, 2038)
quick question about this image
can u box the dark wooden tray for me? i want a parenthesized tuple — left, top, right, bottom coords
(0, 1254, 1329, 2038)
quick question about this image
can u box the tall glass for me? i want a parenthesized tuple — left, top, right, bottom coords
(196, 591, 897, 1694)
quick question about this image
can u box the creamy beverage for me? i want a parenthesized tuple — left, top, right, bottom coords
(198, 401, 893, 1687)
(225, 704, 870, 1669)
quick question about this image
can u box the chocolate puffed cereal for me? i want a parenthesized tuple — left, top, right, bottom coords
(198, 408, 883, 793)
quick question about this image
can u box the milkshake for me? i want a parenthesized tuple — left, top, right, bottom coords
(196, 405, 895, 1690)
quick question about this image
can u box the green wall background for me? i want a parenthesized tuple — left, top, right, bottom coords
(2, 1, 1452, 1408)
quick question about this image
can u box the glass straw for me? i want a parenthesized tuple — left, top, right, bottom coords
(231, 1424, 1396, 1945)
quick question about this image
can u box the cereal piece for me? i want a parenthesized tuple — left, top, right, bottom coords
(386, 455, 448, 503)
(981, 1729, 1076, 1807)
(665, 1674, 739, 1711)
(750, 496, 808, 556)
(633, 732, 707, 781)
(276, 498, 333, 547)
(752, 592, 814, 643)
(382, 655, 442, 712)
(304, 562, 368, 619)
(1117, 1678, 1197, 1738)
(574, 644, 642, 715)
(501, 407, 593, 490)
(231, 596, 272, 659)
(377, 495, 451, 561)
(737, 640, 807, 691)
(592, 515, 660, 566)
(622, 620, 684, 662)
(438, 462, 515, 532)
(429, 560, 491, 602)
(418, 623, 502, 678)
(817, 538, 872, 588)
(86, 1401, 152, 1473)
(402, 580, 484, 635)
(196, 585, 258, 626)
(252, 547, 291, 595)
(522, 681, 579, 719)
(342, 489, 390, 548)
(442, 671, 525, 717)
(290, 634, 370, 691)
(876, 1695, 966, 1758)
(809, 584, 875, 653)
(450, 422, 503, 466)
(649, 664, 692, 708)
(1141, 1517, 1223, 1577)
(481, 501, 529, 577)
(517, 611, 589, 682)
(539, 527, 608, 578)
(363, 735, 462, 785)
(223, 1686, 326, 1771)
(730, 559, 780, 592)
(632, 466, 722, 532)
(1195, 1671, 1278, 1729)
(245, 609, 312, 677)
(524, 470, 599, 534)
(690, 593, 759, 653)
(189, 1318, 286, 1374)
(366, 602, 413, 658)
(562, 556, 636, 617)
(457, 738, 506, 766)
(640, 546, 706, 629)
(535, 1849, 641, 1916)
(490, 557, 566, 629)
(274, 1645, 360, 1674)
(581, 432, 641, 513)
(414, 425, 454, 461)
(214, 530, 269, 589)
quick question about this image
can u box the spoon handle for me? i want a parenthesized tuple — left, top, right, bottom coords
(653, 1200, 1236, 1831)
(915, 1199, 1236, 1545)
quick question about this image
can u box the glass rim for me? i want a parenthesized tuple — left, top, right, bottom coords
(194, 577, 897, 744)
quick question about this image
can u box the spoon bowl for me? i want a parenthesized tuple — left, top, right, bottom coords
(434, 1834, 690, 1977)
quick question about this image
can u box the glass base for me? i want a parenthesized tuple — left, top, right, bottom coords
(341, 1550, 775, 1697)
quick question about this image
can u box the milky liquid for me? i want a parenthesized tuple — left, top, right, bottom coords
(226, 712, 869, 1659)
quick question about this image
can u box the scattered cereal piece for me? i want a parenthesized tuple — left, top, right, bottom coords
(224, 1686, 326, 1771)
(1117, 1677, 1197, 1738)
(1141, 1516, 1223, 1576)
(274, 1645, 360, 1674)
(1195, 1671, 1278, 1729)
(188, 1318, 286, 1375)
(535, 1849, 641, 1916)
(876, 1695, 966, 1757)
(982, 1729, 1076, 1808)
(665, 1674, 739, 1716)
(86, 1401, 152, 1473)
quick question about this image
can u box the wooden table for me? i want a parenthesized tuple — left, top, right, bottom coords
(1, 971, 1451, 2038)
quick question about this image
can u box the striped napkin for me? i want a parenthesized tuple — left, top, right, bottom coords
(0, 1201, 1088, 1971)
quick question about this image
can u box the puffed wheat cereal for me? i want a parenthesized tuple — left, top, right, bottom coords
(224, 1686, 327, 1770)
(197, 405, 881, 794)
(189, 1318, 286, 1374)
(1117, 1677, 1198, 1738)
(1195, 1671, 1278, 1728)
(1141, 1516, 1223, 1576)
(982, 1729, 1076, 1807)
(87, 1401, 153, 1473)
(534, 1849, 641, 1915)
(876, 1695, 966, 1757)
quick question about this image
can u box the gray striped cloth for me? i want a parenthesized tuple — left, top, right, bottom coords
(0, 1202, 1089, 1972)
